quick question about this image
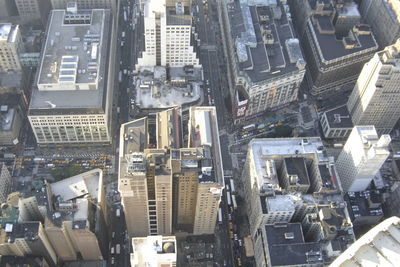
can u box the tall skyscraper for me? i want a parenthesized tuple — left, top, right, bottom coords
(136, 0, 200, 68)
(119, 107, 223, 237)
(28, 7, 114, 144)
(336, 126, 391, 192)
(331, 216, 400, 267)
(14, 0, 51, 25)
(221, 0, 306, 124)
(360, 0, 400, 49)
(0, 23, 23, 71)
(347, 40, 400, 134)
(130, 235, 177, 267)
(299, 0, 378, 98)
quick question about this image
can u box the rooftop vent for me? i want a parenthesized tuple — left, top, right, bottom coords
(284, 232, 295, 239)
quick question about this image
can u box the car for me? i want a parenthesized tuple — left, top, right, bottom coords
(228, 214, 232, 221)
(234, 234, 238, 241)
(111, 257, 115, 264)
(238, 239, 242, 246)
(207, 88, 211, 93)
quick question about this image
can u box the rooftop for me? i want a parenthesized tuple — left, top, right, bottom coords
(308, 14, 378, 62)
(30, 9, 111, 113)
(0, 107, 16, 131)
(227, 0, 305, 85)
(265, 223, 323, 266)
(283, 157, 310, 186)
(131, 235, 176, 267)
(135, 67, 202, 109)
(0, 24, 19, 43)
(249, 138, 328, 191)
(0, 71, 21, 88)
(345, 191, 384, 221)
(324, 105, 353, 129)
(266, 195, 295, 212)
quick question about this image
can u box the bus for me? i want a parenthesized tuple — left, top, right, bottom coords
(232, 195, 238, 210)
(124, 10, 127, 22)
(218, 208, 223, 224)
(226, 191, 232, 206)
(243, 124, 256, 131)
(122, 31, 125, 38)
(116, 244, 120, 255)
(230, 179, 236, 194)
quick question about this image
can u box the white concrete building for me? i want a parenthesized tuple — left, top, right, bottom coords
(28, 8, 113, 144)
(336, 126, 391, 192)
(136, 0, 199, 68)
(331, 216, 400, 267)
(347, 40, 400, 135)
(130, 235, 177, 267)
(0, 163, 12, 203)
(0, 23, 23, 71)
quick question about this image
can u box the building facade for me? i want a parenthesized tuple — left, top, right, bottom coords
(0, 164, 11, 203)
(14, 0, 51, 25)
(28, 8, 113, 144)
(136, 0, 199, 68)
(119, 107, 223, 237)
(320, 105, 353, 139)
(222, 0, 305, 124)
(0, 23, 23, 71)
(360, 0, 400, 49)
(336, 126, 391, 192)
(347, 40, 400, 135)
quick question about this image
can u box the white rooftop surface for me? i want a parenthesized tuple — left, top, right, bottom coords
(267, 195, 295, 212)
(132, 236, 176, 267)
(249, 138, 327, 188)
(355, 126, 379, 141)
(0, 24, 18, 43)
(193, 109, 212, 147)
(331, 216, 400, 267)
(30, 9, 111, 110)
(73, 198, 89, 221)
(50, 169, 102, 201)
(135, 74, 201, 109)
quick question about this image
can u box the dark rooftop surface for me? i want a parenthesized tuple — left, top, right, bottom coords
(284, 157, 310, 185)
(265, 223, 323, 266)
(324, 105, 353, 129)
(345, 190, 384, 220)
(10, 222, 40, 240)
(308, 16, 377, 62)
(227, 1, 304, 84)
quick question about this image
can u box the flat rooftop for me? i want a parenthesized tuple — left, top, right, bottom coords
(0, 71, 21, 88)
(266, 195, 295, 212)
(324, 105, 353, 129)
(30, 9, 111, 113)
(131, 235, 176, 267)
(120, 117, 148, 156)
(265, 223, 323, 266)
(283, 157, 310, 186)
(227, 1, 305, 84)
(0, 24, 18, 43)
(308, 15, 377, 62)
(345, 191, 384, 219)
(135, 67, 202, 109)
(249, 138, 328, 189)
(50, 168, 102, 201)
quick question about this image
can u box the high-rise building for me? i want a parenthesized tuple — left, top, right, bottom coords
(0, 23, 23, 71)
(221, 0, 306, 124)
(14, 0, 51, 25)
(331, 216, 400, 267)
(136, 0, 200, 68)
(130, 235, 177, 267)
(28, 7, 113, 144)
(299, 0, 378, 98)
(336, 126, 391, 192)
(119, 106, 223, 237)
(360, 0, 400, 49)
(50, 0, 112, 9)
(347, 40, 400, 134)
(0, 164, 11, 203)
